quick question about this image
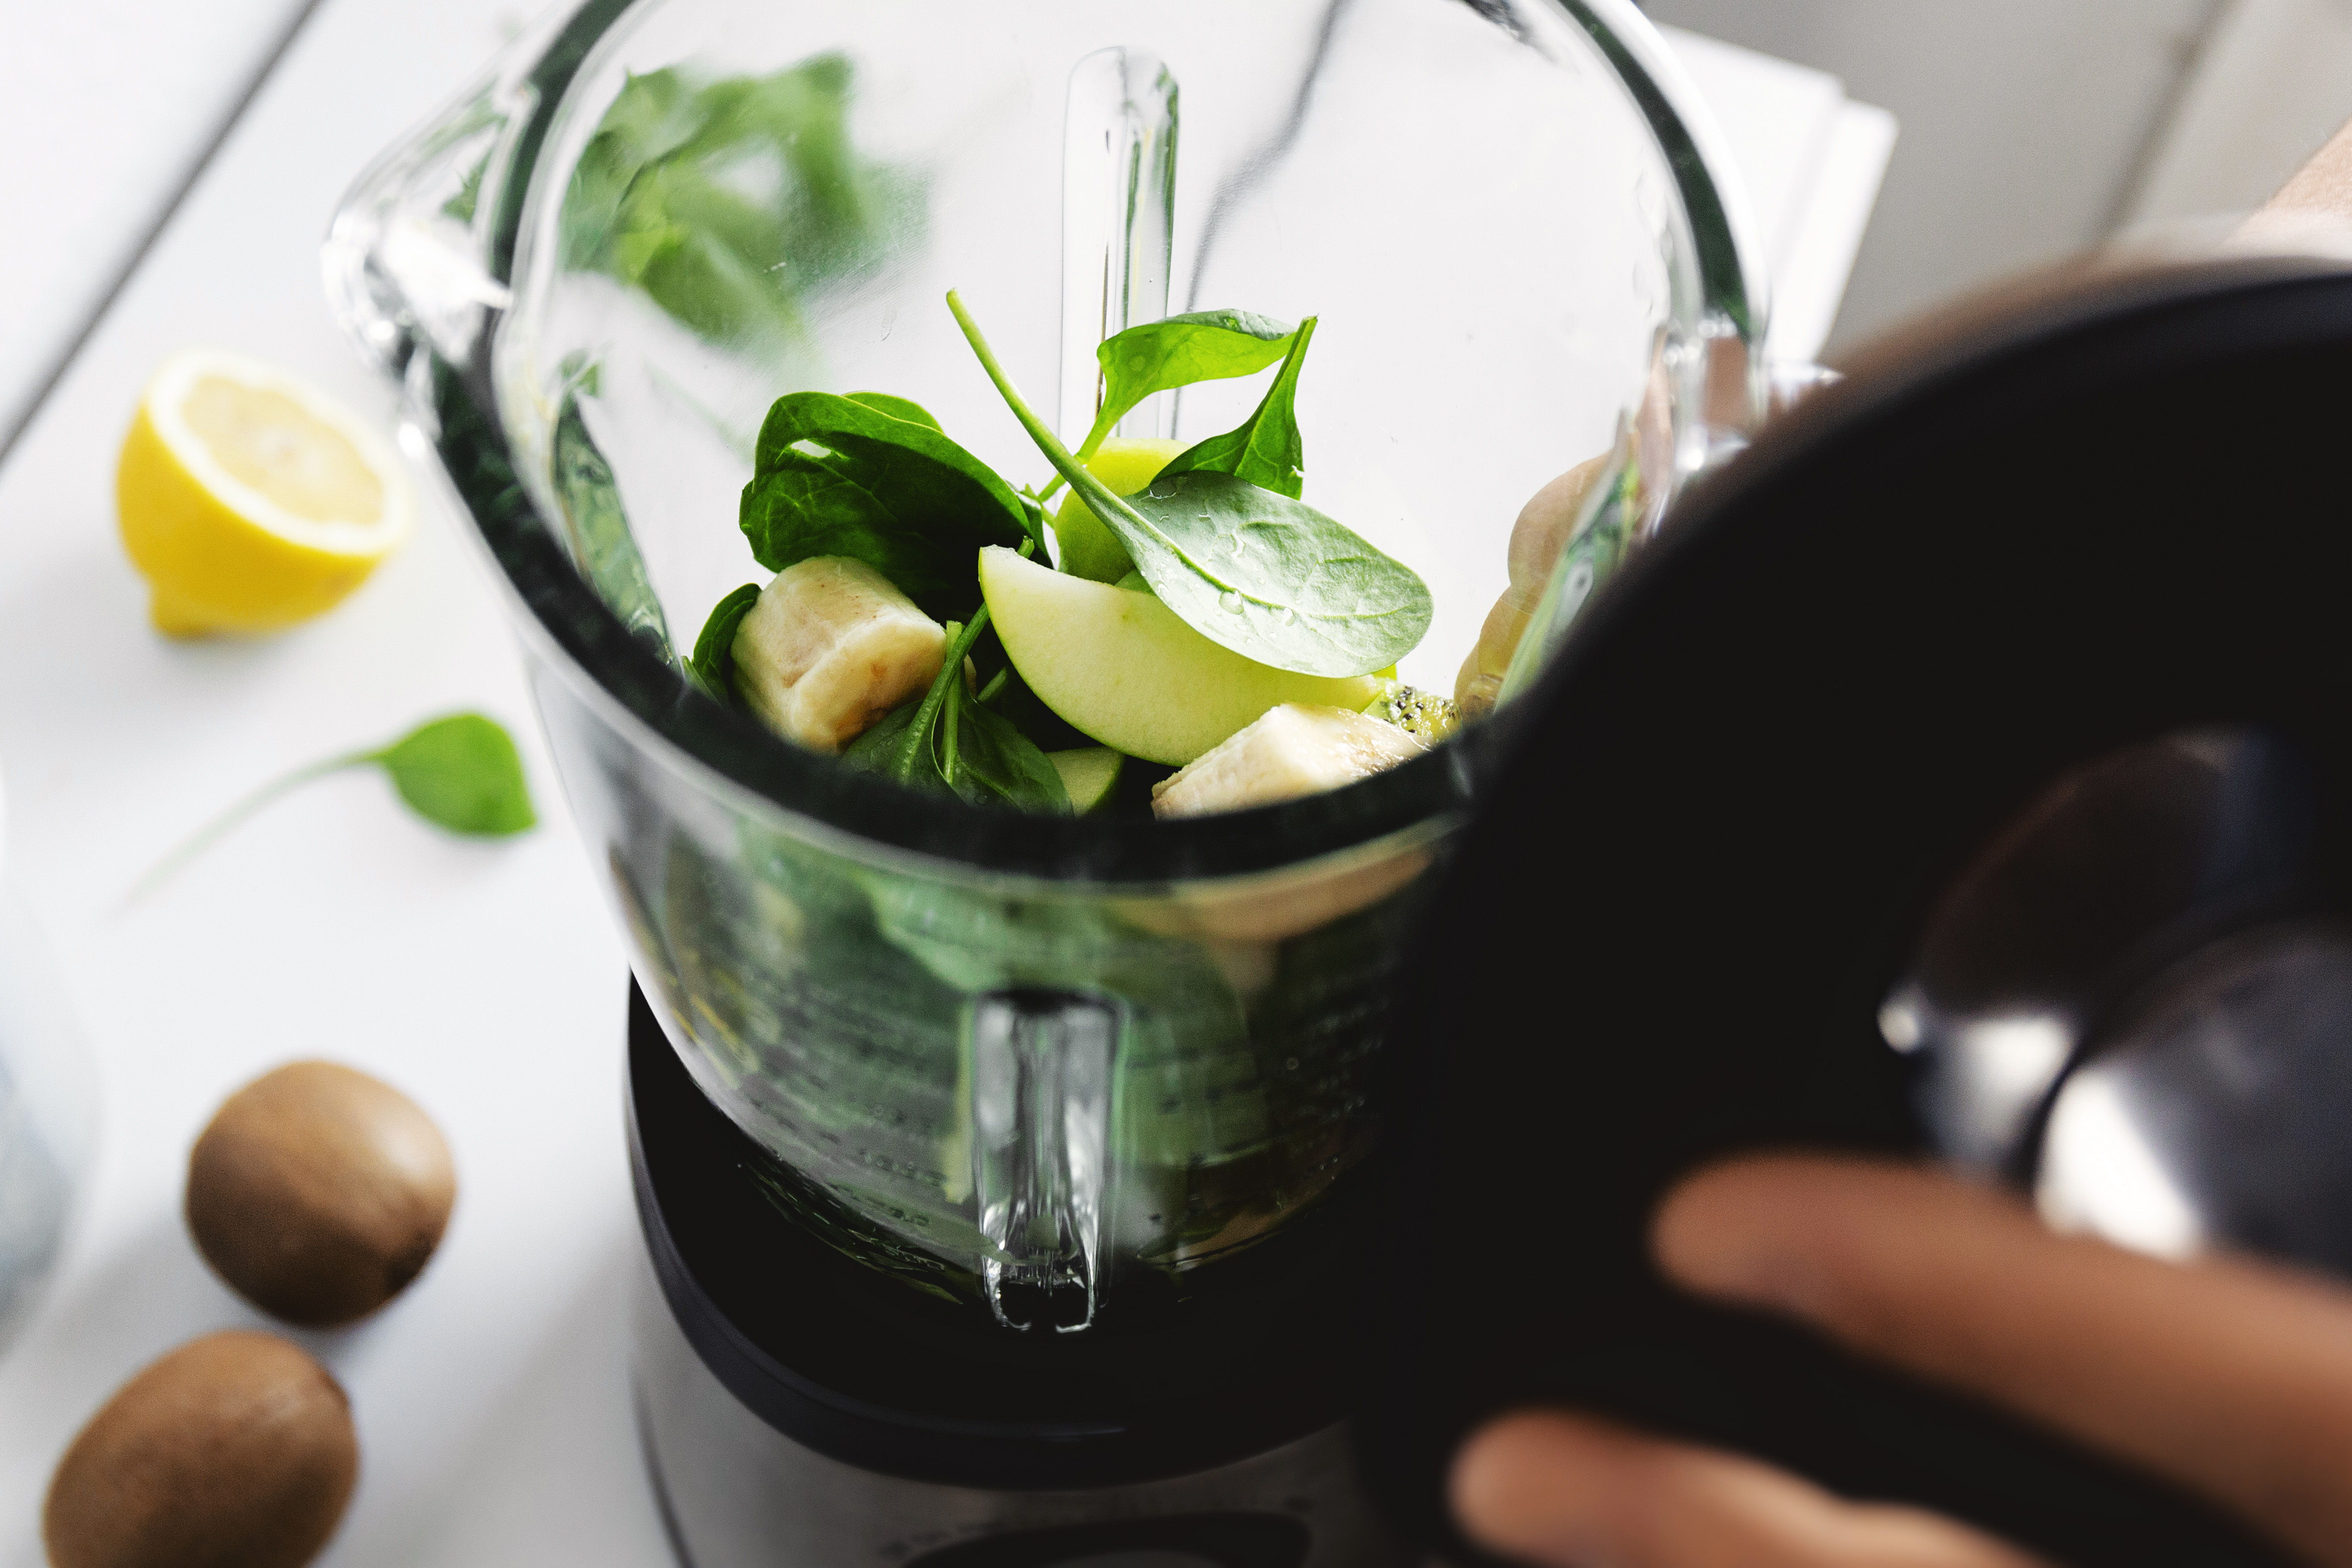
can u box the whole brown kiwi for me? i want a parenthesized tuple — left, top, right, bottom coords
(43, 1329, 358, 1568)
(186, 1060, 455, 1327)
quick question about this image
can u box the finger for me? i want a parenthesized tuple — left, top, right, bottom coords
(2261, 113, 2352, 223)
(1451, 1409, 2045, 1568)
(1654, 1154, 2352, 1565)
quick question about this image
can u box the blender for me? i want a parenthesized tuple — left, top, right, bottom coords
(332, 0, 2352, 1561)
(327, 0, 1767, 1561)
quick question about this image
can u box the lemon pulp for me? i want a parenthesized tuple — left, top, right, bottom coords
(181, 378, 387, 526)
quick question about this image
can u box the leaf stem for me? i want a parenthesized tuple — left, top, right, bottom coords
(120, 750, 376, 910)
(892, 610, 994, 782)
(1035, 411, 1111, 506)
(946, 290, 1174, 574)
(1072, 412, 1116, 467)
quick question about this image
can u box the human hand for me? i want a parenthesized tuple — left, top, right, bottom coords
(1450, 1154, 2352, 1567)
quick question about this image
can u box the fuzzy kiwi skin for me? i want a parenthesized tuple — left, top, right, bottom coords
(186, 1060, 455, 1327)
(44, 1329, 358, 1568)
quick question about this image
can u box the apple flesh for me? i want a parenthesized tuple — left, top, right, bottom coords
(1052, 437, 1188, 582)
(980, 546, 1384, 765)
(1046, 747, 1125, 814)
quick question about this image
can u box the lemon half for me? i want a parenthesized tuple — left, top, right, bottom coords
(118, 350, 414, 636)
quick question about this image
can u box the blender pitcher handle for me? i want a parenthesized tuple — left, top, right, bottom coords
(967, 990, 1119, 1333)
(321, 0, 598, 380)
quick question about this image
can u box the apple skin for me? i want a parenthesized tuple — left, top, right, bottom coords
(980, 546, 1384, 765)
(1052, 437, 1189, 582)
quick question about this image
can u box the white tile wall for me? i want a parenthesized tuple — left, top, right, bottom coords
(2126, 0, 2352, 227)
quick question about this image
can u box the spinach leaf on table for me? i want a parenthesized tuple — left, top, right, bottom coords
(739, 391, 1041, 619)
(1075, 309, 1297, 462)
(123, 713, 537, 907)
(378, 715, 540, 837)
(950, 292, 1430, 679)
(1158, 315, 1317, 500)
(688, 582, 762, 702)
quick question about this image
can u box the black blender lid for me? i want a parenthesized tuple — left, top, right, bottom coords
(1360, 249, 2352, 1567)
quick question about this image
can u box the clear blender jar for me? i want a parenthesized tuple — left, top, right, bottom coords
(328, 0, 1767, 1335)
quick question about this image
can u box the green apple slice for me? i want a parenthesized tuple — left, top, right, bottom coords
(1046, 747, 1125, 814)
(980, 546, 1384, 765)
(1052, 437, 1187, 582)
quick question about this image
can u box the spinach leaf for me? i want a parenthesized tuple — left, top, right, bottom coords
(553, 393, 674, 654)
(844, 613, 993, 791)
(939, 679, 1071, 811)
(1076, 309, 1297, 462)
(841, 698, 934, 784)
(609, 161, 814, 342)
(689, 583, 763, 702)
(1158, 315, 1317, 500)
(845, 391, 941, 430)
(378, 715, 539, 837)
(842, 614, 1071, 813)
(564, 70, 705, 252)
(1113, 471, 1430, 676)
(561, 56, 922, 347)
(740, 391, 1039, 618)
(950, 292, 1430, 678)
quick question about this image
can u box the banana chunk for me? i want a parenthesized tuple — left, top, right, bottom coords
(1152, 703, 1425, 819)
(1456, 452, 1609, 719)
(732, 557, 946, 753)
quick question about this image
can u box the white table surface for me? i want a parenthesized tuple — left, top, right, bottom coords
(0, 0, 302, 448)
(0, 0, 665, 1562)
(0, 5, 1888, 1564)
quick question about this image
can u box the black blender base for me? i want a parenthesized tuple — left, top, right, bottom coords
(631, 1249, 1380, 1568)
(623, 983, 1410, 1568)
